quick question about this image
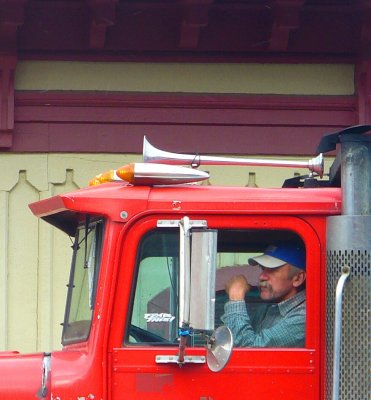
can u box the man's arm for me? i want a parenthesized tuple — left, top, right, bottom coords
(221, 300, 305, 347)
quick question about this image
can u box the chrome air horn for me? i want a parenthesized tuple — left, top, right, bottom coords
(143, 136, 324, 177)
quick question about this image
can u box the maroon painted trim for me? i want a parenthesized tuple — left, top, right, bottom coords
(356, 61, 371, 124)
(15, 91, 355, 110)
(13, 91, 357, 155)
(0, 56, 17, 147)
(18, 53, 355, 65)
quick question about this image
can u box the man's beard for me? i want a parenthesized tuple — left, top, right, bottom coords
(259, 281, 277, 302)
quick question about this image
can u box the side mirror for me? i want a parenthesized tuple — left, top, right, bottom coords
(190, 229, 233, 372)
(177, 219, 215, 364)
(206, 325, 233, 372)
(178, 220, 217, 330)
(189, 229, 217, 331)
(177, 219, 233, 372)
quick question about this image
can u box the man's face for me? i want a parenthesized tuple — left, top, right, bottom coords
(258, 264, 302, 302)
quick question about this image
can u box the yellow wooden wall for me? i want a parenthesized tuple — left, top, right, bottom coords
(16, 61, 354, 94)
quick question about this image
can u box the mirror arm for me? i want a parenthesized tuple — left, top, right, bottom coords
(178, 217, 192, 364)
(177, 325, 191, 365)
(179, 217, 191, 325)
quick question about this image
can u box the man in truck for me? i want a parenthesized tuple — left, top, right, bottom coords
(221, 242, 306, 348)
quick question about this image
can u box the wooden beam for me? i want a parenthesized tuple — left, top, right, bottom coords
(86, 0, 118, 49)
(0, 0, 28, 52)
(0, 0, 28, 147)
(179, 0, 214, 49)
(0, 56, 16, 147)
(356, 61, 371, 124)
(268, 0, 305, 52)
(355, 1, 371, 123)
(358, 0, 371, 56)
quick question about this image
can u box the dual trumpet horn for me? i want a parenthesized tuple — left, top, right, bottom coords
(143, 137, 324, 178)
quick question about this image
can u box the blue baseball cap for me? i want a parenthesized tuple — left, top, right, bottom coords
(249, 242, 306, 270)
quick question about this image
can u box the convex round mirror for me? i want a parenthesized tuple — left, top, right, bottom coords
(206, 326, 233, 372)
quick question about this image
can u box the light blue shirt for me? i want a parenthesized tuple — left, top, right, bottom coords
(221, 290, 306, 347)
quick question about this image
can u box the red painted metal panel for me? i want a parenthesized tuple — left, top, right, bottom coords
(111, 352, 318, 400)
(29, 183, 342, 225)
(49, 348, 104, 400)
(108, 213, 324, 400)
(0, 352, 45, 400)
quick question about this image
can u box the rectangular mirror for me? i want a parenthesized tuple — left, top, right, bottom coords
(189, 229, 218, 331)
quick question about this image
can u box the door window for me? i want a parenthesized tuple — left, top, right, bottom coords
(127, 226, 306, 348)
(128, 229, 179, 344)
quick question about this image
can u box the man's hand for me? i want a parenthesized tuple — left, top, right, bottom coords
(225, 275, 251, 301)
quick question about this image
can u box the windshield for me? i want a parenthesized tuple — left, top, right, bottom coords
(62, 218, 104, 345)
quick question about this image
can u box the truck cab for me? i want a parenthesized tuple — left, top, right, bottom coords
(0, 125, 370, 400)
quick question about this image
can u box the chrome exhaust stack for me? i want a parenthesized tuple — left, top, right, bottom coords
(322, 125, 371, 400)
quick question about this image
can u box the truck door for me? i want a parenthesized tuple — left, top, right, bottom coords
(109, 215, 322, 400)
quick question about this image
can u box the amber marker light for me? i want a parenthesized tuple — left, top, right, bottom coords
(116, 163, 135, 184)
(89, 169, 117, 186)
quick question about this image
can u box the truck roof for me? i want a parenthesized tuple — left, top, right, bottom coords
(29, 182, 342, 235)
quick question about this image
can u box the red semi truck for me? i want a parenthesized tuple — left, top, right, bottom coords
(0, 125, 369, 400)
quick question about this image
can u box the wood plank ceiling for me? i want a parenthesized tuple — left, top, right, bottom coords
(0, 0, 367, 60)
